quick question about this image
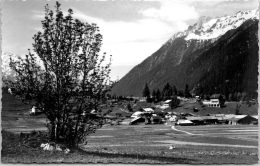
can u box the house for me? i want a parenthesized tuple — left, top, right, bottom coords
(228, 115, 247, 125)
(8, 88, 12, 94)
(138, 97, 146, 102)
(186, 116, 219, 125)
(29, 106, 43, 116)
(202, 99, 220, 107)
(237, 115, 258, 125)
(186, 116, 205, 125)
(202, 116, 219, 124)
(210, 114, 231, 124)
(165, 114, 178, 122)
(195, 96, 200, 100)
(143, 108, 154, 113)
(159, 104, 170, 110)
(130, 112, 152, 125)
(176, 119, 193, 126)
(202, 94, 223, 107)
(252, 115, 259, 119)
(151, 115, 162, 124)
(164, 99, 172, 104)
(165, 112, 178, 122)
(129, 117, 146, 125)
(131, 111, 143, 118)
(30, 106, 36, 115)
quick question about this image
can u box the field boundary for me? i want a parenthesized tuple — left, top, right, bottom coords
(155, 140, 258, 148)
(171, 126, 196, 135)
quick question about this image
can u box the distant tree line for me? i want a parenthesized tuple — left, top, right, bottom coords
(192, 83, 257, 101)
(110, 80, 256, 106)
(142, 82, 191, 103)
(142, 81, 255, 104)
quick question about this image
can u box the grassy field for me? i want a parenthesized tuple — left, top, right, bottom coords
(2, 124, 258, 164)
(173, 99, 258, 115)
(1, 91, 259, 164)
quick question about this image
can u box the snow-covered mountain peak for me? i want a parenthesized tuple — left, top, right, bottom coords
(184, 9, 259, 40)
(169, 9, 258, 43)
(1, 52, 18, 80)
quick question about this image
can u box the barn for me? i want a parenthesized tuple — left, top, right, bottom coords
(237, 115, 258, 125)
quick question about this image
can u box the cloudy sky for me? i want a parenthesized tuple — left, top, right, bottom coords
(2, 0, 258, 80)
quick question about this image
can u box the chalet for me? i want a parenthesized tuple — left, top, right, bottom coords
(151, 115, 162, 124)
(202, 99, 220, 107)
(143, 108, 154, 113)
(164, 99, 172, 104)
(138, 97, 146, 102)
(252, 115, 259, 120)
(195, 96, 200, 100)
(237, 115, 258, 125)
(228, 115, 247, 125)
(165, 113, 178, 122)
(129, 117, 146, 125)
(159, 104, 170, 110)
(202, 94, 222, 107)
(186, 116, 219, 125)
(131, 111, 143, 118)
(176, 119, 193, 126)
(29, 106, 43, 116)
(186, 116, 205, 125)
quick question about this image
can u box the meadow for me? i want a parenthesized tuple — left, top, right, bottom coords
(1, 92, 258, 164)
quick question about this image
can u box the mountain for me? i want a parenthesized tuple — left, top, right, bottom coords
(111, 9, 259, 97)
(1, 52, 19, 85)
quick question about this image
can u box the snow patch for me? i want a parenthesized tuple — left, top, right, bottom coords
(185, 9, 259, 40)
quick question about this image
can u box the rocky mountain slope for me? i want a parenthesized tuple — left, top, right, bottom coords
(111, 9, 259, 97)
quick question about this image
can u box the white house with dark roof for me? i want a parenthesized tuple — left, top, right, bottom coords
(202, 99, 220, 107)
(202, 94, 222, 107)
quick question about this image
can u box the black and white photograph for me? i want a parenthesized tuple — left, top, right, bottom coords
(1, 0, 259, 164)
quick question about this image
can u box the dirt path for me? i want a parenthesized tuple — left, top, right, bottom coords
(171, 126, 196, 135)
(156, 140, 258, 148)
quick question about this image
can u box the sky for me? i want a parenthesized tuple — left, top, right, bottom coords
(2, 0, 258, 80)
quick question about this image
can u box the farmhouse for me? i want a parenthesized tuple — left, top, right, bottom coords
(130, 116, 146, 125)
(143, 107, 154, 113)
(252, 115, 259, 119)
(165, 113, 178, 122)
(202, 94, 225, 107)
(131, 111, 143, 118)
(228, 115, 247, 125)
(202, 99, 220, 107)
(186, 116, 205, 125)
(176, 119, 193, 126)
(195, 96, 200, 100)
(237, 115, 258, 125)
(159, 104, 170, 110)
(151, 115, 163, 124)
(164, 99, 172, 104)
(29, 106, 43, 116)
(186, 116, 219, 125)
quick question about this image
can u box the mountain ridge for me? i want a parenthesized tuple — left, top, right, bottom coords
(111, 10, 259, 97)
